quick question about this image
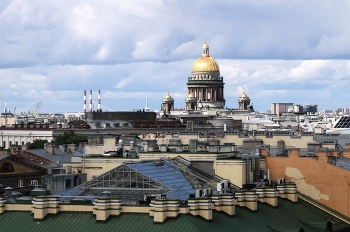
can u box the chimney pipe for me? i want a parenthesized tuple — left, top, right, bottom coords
(98, 90, 101, 112)
(89, 90, 92, 112)
(84, 90, 86, 115)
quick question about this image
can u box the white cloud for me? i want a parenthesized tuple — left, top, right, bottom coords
(289, 60, 330, 80)
(116, 79, 129, 89)
(0, 1, 350, 113)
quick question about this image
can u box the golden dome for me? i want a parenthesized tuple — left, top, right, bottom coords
(164, 92, 172, 99)
(192, 56, 220, 72)
(186, 92, 197, 102)
(163, 92, 174, 103)
(239, 91, 250, 101)
(240, 92, 247, 98)
(191, 42, 220, 72)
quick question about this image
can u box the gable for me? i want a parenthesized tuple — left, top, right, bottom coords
(0, 158, 44, 175)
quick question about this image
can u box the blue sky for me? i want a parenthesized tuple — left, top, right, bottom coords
(0, 0, 350, 113)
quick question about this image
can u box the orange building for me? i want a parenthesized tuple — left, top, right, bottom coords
(264, 148, 350, 219)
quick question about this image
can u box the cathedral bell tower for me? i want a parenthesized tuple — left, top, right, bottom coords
(238, 91, 251, 110)
(161, 92, 174, 114)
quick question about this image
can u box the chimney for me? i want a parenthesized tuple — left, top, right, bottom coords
(46, 144, 54, 155)
(84, 90, 86, 115)
(89, 90, 92, 112)
(67, 144, 76, 153)
(98, 89, 101, 112)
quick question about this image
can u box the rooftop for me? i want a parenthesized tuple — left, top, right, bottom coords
(0, 198, 348, 231)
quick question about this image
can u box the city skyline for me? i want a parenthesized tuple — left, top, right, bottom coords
(0, 1, 350, 113)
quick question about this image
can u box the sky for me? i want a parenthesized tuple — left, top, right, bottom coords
(0, 0, 350, 114)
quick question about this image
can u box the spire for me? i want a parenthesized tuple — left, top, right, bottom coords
(144, 96, 150, 112)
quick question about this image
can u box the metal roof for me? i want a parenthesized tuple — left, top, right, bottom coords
(0, 199, 348, 231)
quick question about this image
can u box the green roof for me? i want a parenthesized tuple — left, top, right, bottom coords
(0, 199, 348, 232)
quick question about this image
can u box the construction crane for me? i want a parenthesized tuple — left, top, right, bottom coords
(36, 98, 42, 115)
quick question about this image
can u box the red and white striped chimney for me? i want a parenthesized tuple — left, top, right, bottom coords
(83, 90, 86, 114)
(89, 90, 92, 112)
(98, 90, 101, 112)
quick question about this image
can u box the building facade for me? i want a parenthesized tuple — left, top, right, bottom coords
(271, 102, 294, 115)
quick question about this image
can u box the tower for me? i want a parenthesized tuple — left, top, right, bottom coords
(186, 42, 225, 110)
(185, 92, 197, 111)
(238, 91, 250, 110)
(161, 92, 174, 114)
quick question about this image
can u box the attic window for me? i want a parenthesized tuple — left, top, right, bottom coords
(0, 162, 15, 172)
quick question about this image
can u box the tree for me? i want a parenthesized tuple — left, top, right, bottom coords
(54, 131, 88, 145)
(28, 139, 48, 149)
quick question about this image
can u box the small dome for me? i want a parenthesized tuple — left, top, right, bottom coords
(164, 92, 172, 99)
(239, 91, 250, 101)
(186, 92, 197, 102)
(163, 92, 174, 102)
(240, 92, 247, 98)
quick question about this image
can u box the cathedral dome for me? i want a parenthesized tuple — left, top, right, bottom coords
(192, 57, 220, 72)
(162, 92, 174, 102)
(191, 42, 220, 73)
(239, 92, 250, 101)
(186, 92, 197, 102)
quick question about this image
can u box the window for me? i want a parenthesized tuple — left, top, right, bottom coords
(1, 162, 15, 172)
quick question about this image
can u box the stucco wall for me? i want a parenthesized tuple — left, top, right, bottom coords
(265, 149, 350, 218)
(214, 160, 245, 188)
